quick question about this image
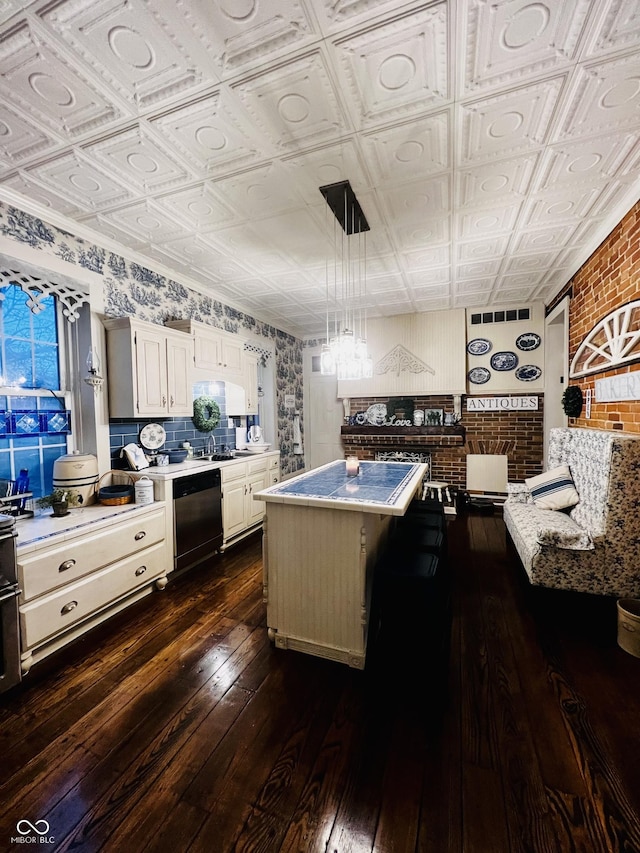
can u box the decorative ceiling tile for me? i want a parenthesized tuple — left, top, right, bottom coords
(40, 0, 206, 109)
(212, 162, 306, 221)
(555, 53, 640, 140)
(458, 202, 521, 239)
(175, 0, 318, 76)
(457, 236, 510, 262)
(334, 2, 448, 128)
(0, 103, 61, 166)
(503, 251, 560, 274)
(149, 92, 265, 175)
(457, 154, 538, 207)
(379, 175, 450, 224)
(282, 139, 369, 200)
(534, 132, 638, 191)
(511, 224, 577, 254)
(0, 20, 123, 137)
(521, 186, 601, 228)
(2, 172, 81, 216)
(360, 110, 449, 183)
(153, 184, 236, 231)
(585, 0, 640, 57)
(406, 267, 449, 287)
(82, 126, 195, 193)
(402, 245, 450, 271)
(232, 52, 350, 151)
(454, 278, 493, 294)
(392, 216, 450, 251)
(456, 259, 502, 280)
(99, 199, 193, 243)
(458, 78, 565, 165)
(463, 0, 591, 93)
(26, 150, 135, 211)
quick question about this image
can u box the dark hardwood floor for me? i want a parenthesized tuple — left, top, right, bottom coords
(2, 510, 640, 852)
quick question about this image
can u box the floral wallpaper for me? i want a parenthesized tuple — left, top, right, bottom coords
(0, 202, 305, 477)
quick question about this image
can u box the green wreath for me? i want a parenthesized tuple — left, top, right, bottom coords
(192, 396, 221, 432)
(562, 385, 583, 418)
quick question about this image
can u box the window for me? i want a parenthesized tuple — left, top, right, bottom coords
(0, 284, 70, 499)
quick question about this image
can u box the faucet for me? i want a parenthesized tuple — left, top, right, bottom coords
(206, 434, 216, 456)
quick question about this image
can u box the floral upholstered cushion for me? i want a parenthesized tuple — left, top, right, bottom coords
(506, 482, 533, 504)
(525, 465, 580, 511)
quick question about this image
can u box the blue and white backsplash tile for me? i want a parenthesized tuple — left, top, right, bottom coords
(0, 202, 305, 478)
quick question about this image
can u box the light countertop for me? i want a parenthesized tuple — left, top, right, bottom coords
(15, 501, 167, 556)
(254, 459, 426, 516)
(138, 450, 280, 481)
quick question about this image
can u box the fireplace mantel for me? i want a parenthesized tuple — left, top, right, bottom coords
(341, 425, 465, 448)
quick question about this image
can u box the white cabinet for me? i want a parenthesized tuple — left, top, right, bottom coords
(18, 503, 169, 672)
(166, 318, 244, 380)
(220, 455, 279, 550)
(103, 317, 193, 418)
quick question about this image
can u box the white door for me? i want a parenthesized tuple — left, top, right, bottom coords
(303, 346, 344, 470)
(544, 296, 569, 463)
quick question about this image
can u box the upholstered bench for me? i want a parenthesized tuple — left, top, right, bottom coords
(503, 427, 640, 598)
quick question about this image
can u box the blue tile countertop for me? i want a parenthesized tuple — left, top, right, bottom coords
(254, 459, 427, 516)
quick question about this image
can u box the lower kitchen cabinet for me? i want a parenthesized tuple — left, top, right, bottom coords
(17, 503, 169, 673)
(221, 454, 280, 550)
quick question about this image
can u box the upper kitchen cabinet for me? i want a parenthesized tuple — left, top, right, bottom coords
(337, 310, 467, 398)
(166, 319, 244, 380)
(103, 317, 193, 418)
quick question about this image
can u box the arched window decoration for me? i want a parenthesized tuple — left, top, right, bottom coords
(570, 300, 640, 378)
(0, 266, 90, 323)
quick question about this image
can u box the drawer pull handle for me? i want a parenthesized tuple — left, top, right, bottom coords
(134, 531, 146, 541)
(61, 600, 78, 615)
(135, 565, 147, 576)
(59, 559, 76, 572)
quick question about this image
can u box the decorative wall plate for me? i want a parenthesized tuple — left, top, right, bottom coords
(468, 366, 491, 384)
(515, 364, 542, 382)
(355, 411, 367, 425)
(365, 403, 387, 425)
(516, 332, 541, 351)
(139, 422, 166, 450)
(490, 351, 519, 371)
(467, 338, 492, 356)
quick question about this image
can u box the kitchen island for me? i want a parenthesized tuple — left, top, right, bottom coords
(254, 459, 427, 669)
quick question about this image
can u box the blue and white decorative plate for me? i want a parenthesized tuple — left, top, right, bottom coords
(467, 338, 492, 356)
(468, 366, 491, 384)
(516, 332, 541, 352)
(490, 351, 518, 371)
(515, 364, 542, 382)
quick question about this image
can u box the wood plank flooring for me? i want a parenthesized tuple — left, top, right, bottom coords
(1, 510, 640, 852)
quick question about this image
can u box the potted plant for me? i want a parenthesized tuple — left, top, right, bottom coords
(36, 488, 80, 517)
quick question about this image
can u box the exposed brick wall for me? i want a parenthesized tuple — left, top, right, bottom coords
(552, 200, 640, 434)
(342, 394, 544, 489)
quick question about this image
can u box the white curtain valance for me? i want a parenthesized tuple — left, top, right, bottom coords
(0, 265, 90, 323)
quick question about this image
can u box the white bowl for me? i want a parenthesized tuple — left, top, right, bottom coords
(245, 443, 271, 454)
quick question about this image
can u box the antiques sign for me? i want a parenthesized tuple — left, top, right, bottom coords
(466, 396, 539, 412)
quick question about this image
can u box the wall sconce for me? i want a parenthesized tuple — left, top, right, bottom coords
(84, 347, 104, 392)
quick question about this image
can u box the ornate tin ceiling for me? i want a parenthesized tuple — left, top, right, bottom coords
(0, 0, 639, 338)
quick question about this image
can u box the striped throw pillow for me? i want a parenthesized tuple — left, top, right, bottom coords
(525, 465, 580, 511)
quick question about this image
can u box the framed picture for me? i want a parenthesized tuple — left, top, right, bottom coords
(424, 408, 444, 426)
(387, 397, 413, 420)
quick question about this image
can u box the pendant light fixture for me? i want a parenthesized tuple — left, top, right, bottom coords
(319, 180, 373, 380)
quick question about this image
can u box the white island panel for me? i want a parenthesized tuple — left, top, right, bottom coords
(256, 460, 427, 669)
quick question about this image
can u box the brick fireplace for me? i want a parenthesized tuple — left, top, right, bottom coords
(341, 394, 544, 491)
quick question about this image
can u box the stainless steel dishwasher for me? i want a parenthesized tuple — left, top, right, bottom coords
(173, 469, 222, 573)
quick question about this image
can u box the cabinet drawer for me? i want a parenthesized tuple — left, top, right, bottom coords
(18, 508, 166, 601)
(268, 456, 280, 470)
(246, 457, 268, 475)
(20, 541, 166, 649)
(221, 461, 246, 483)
